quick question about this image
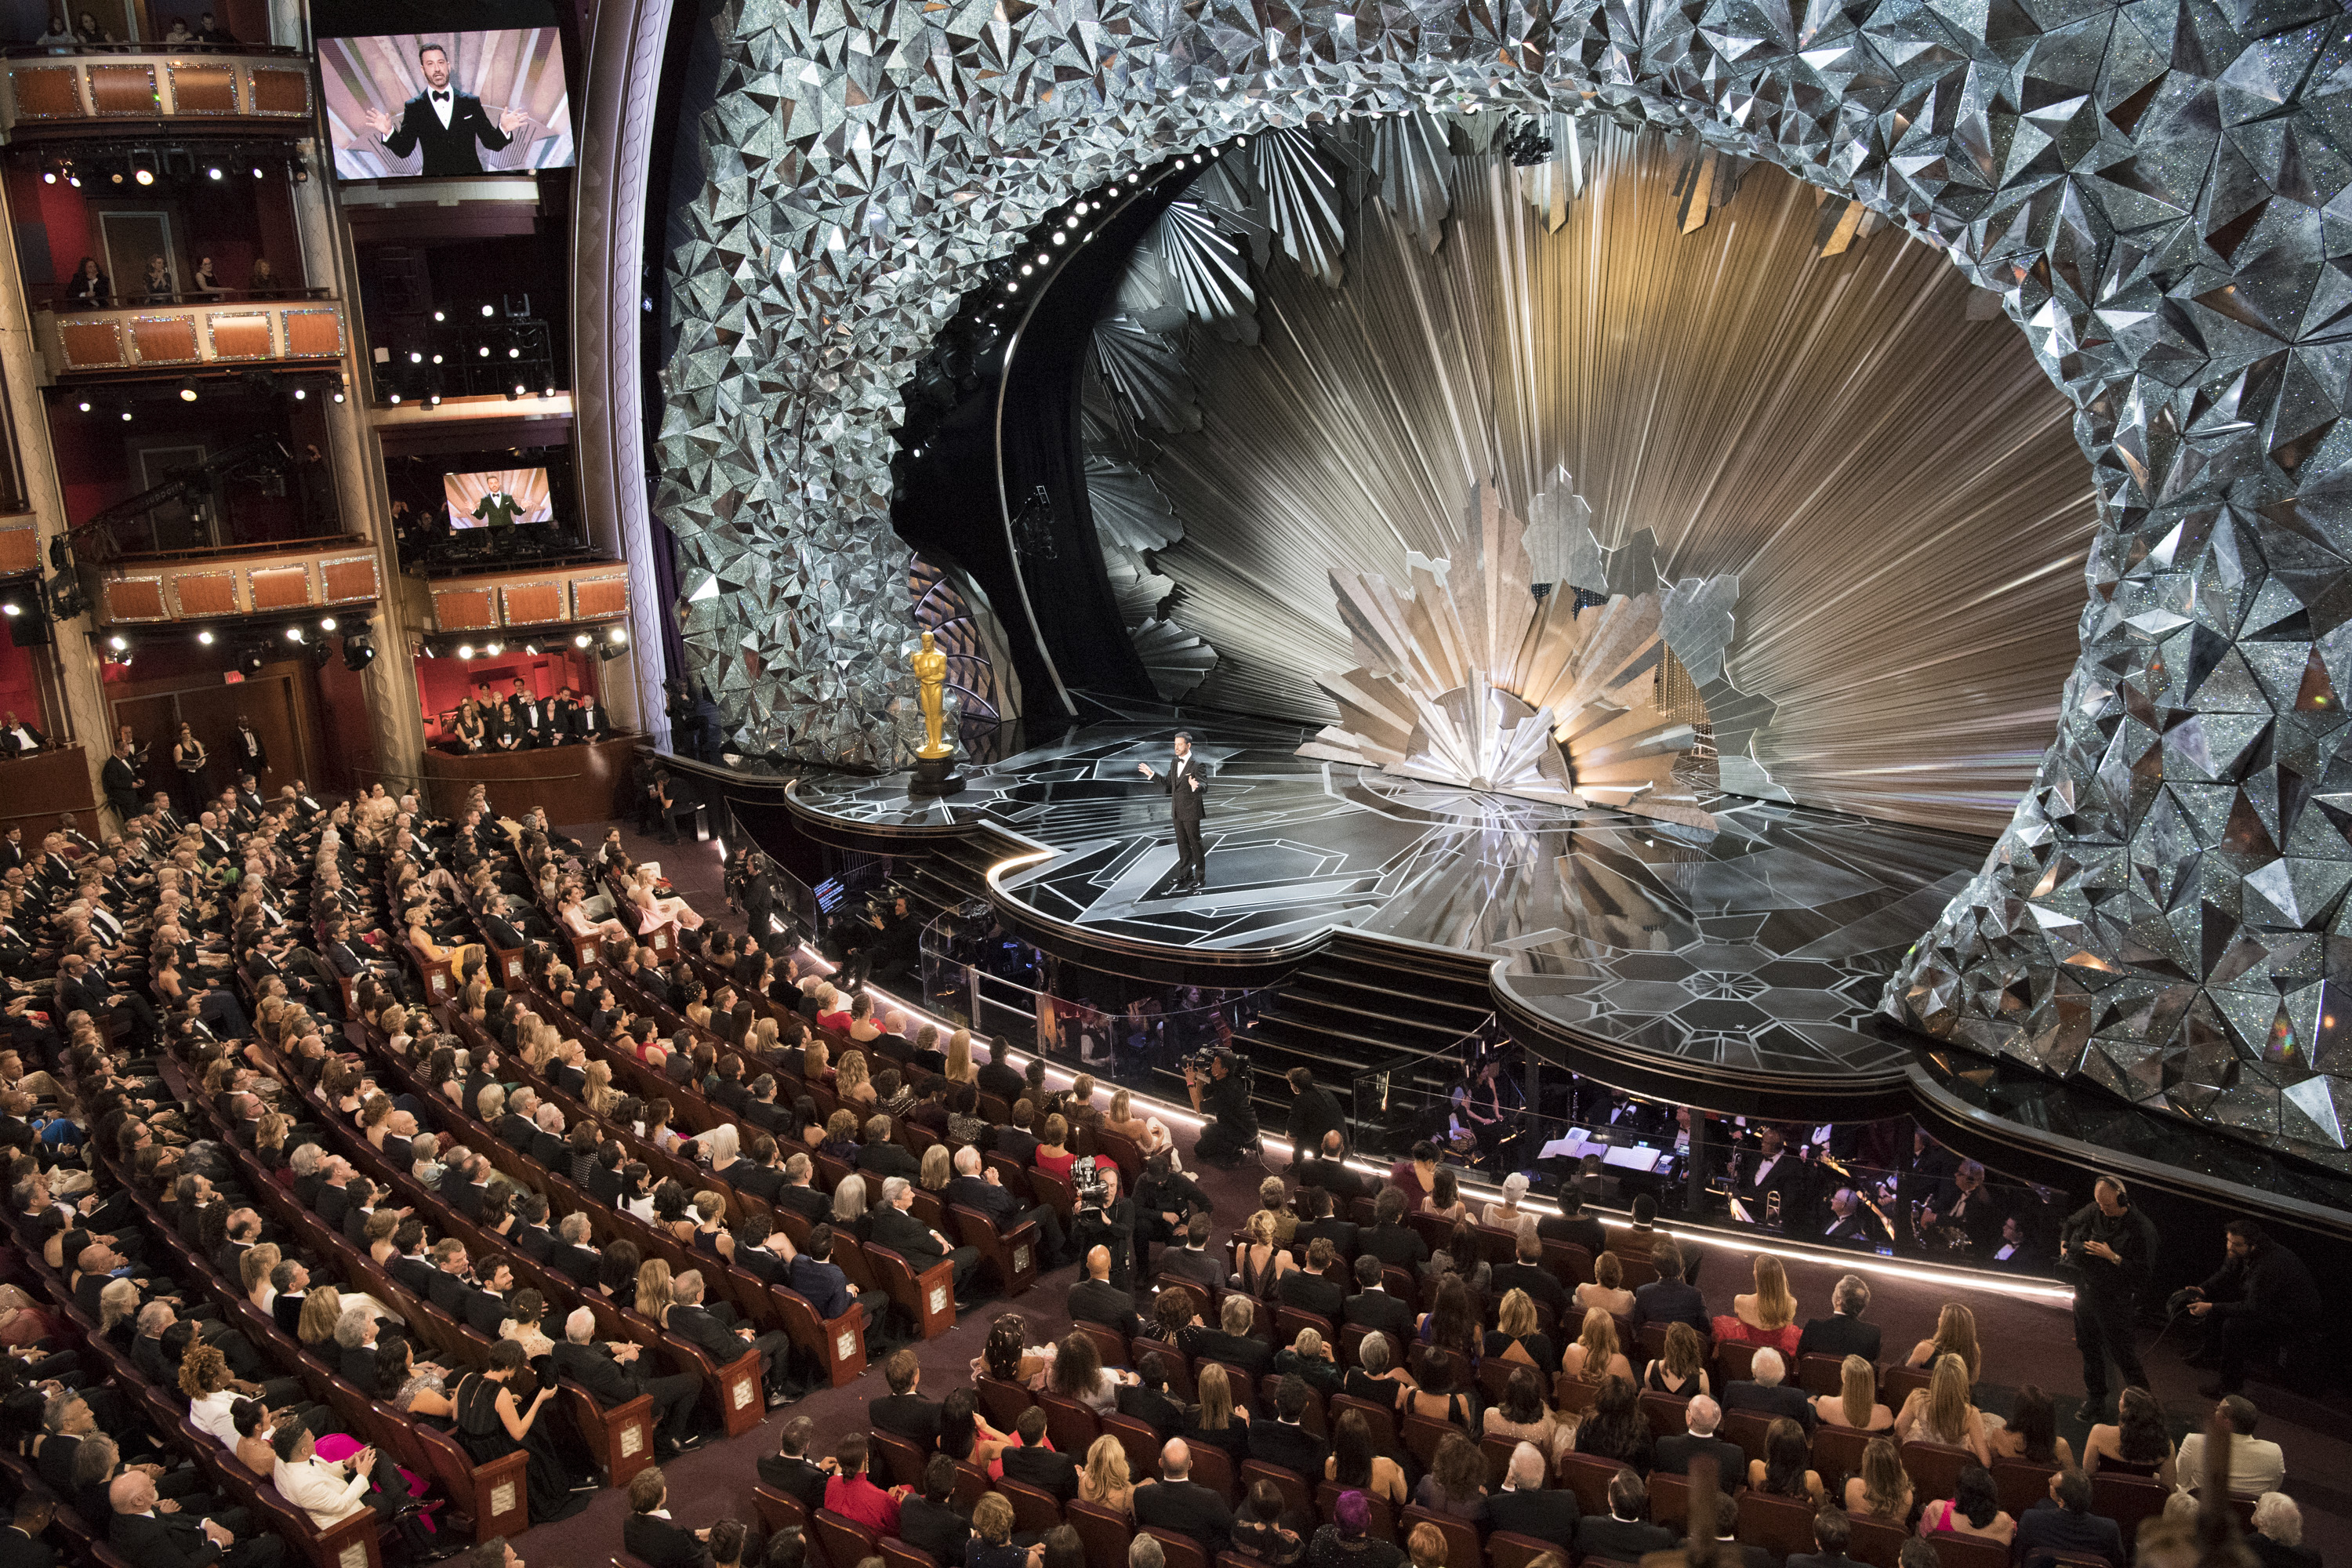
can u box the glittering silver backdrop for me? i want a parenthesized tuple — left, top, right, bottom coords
(657, 0, 2352, 1163)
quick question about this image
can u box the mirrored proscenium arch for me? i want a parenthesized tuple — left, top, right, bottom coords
(655, 0, 2352, 1167)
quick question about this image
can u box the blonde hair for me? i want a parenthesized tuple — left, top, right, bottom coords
(298, 1287, 343, 1345)
(1576, 1307, 1619, 1369)
(920, 1144, 951, 1190)
(636, 1258, 673, 1319)
(1497, 1287, 1537, 1339)
(1751, 1254, 1795, 1330)
(945, 1030, 972, 1082)
(240, 1242, 281, 1294)
(1928, 1303, 1981, 1379)
(1196, 1363, 1235, 1430)
(802, 1040, 829, 1080)
(1083, 1434, 1130, 1500)
(1839, 1355, 1877, 1430)
(1110, 1089, 1131, 1123)
(1661, 1320, 1704, 1380)
(1926, 1352, 1973, 1444)
(1859, 1436, 1911, 1519)
(1292, 1327, 1327, 1359)
(837, 1051, 869, 1093)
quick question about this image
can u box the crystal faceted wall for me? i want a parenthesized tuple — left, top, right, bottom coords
(657, 0, 2352, 1164)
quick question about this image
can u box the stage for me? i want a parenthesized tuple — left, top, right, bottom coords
(788, 708, 1994, 1105)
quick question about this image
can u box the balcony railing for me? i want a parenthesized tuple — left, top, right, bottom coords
(37, 296, 345, 379)
(2, 46, 310, 137)
(93, 535, 381, 628)
(428, 561, 629, 633)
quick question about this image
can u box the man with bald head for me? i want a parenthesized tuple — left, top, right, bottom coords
(1067, 1244, 1142, 1338)
(1131, 1439, 1232, 1554)
(109, 1470, 284, 1568)
(550, 1308, 703, 1459)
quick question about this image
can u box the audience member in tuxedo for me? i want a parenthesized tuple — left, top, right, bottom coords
(1786, 1505, 1873, 1568)
(107, 1470, 285, 1568)
(1572, 1468, 1675, 1562)
(0, 1494, 54, 1568)
(1344, 1254, 1415, 1342)
(622, 1467, 712, 1568)
(1798, 1275, 1884, 1363)
(1488, 1221, 1570, 1323)
(1131, 1439, 1233, 1555)
(998, 1407, 1079, 1501)
(1484, 1441, 1580, 1539)
(1726, 1348, 1817, 1432)
(1653, 1394, 1745, 1479)
(1250, 1374, 1330, 1477)
(1118, 1351, 1188, 1439)
(898, 1454, 973, 1567)
(757, 1418, 833, 1515)
(1277, 1236, 1347, 1320)
(1631, 1240, 1709, 1334)
(2011, 1468, 2124, 1568)
(946, 1145, 1066, 1269)
(870, 1176, 980, 1306)
(1360, 1187, 1429, 1269)
(1159, 1213, 1226, 1294)
(1192, 1294, 1276, 1384)
(551, 1308, 703, 1459)
(869, 1349, 945, 1450)
(1693, 1490, 1774, 1568)
(1537, 1189, 1607, 1257)
(1067, 1245, 1143, 1338)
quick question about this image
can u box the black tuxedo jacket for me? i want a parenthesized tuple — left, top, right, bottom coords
(870, 1204, 951, 1269)
(1344, 1289, 1415, 1340)
(1486, 1489, 1581, 1540)
(1157, 753, 1208, 822)
(382, 90, 514, 176)
(898, 1496, 971, 1567)
(1576, 1517, 1677, 1561)
(1068, 1276, 1145, 1338)
(553, 1341, 645, 1406)
(1248, 1419, 1328, 1477)
(1795, 1313, 1882, 1363)
(1132, 1479, 1232, 1553)
(1724, 1381, 1815, 1431)
(1278, 1270, 1346, 1321)
(111, 1509, 227, 1568)
(1654, 1432, 1746, 1480)
(667, 1304, 748, 1363)
(1000, 1442, 1078, 1501)
(1490, 1261, 1570, 1319)
(775, 1182, 831, 1221)
(569, 703, 611, 740)
(758, 1453, 829, 1514)
(622, 1512, 710, 1568)
(869, 1391, 944, 1449)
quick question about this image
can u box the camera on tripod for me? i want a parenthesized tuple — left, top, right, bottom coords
(1181, 1047, 1250, 1083)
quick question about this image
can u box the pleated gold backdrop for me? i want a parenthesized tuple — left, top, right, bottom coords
(1139, 125, 2098, 837)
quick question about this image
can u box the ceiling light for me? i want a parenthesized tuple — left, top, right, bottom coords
(456, 644, 474, 659)
(0, 604, 15, 616)
(251, 165, 263, 179)
(76, 397, 90, 413)
(120, 406, 133, 422)
(1019, 264, 1033, 276)
(608, 627, 628, 645)
(485, 641, 503, 655)
(197, 630, 213, 644)
(291, 386, 306, 400)
(433, 310, 447, 323)
(133, 166, 154, 186)
(387, 391, 401, 405)
(177, 378, 198, 402)
(426, 394, 441, 408)
(284, 626, 303, 642)
(107, 634, 126, 652)
(481, 305, 494, 318)
(409, 351, 423, 364)
(1051, 232, 1065, 245)
(1005, 281, 1018, 292)
(41, 169, 55, 185)
(206, 165, 222, 180)
(319, 616, 336, 631)
(573, 633, 591, 648)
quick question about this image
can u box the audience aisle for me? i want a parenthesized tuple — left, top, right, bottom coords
(519, 818, 2352, 1566)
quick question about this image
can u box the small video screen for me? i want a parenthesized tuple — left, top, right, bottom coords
(445, 467, 552, 529)
(320, 29, 575, 180)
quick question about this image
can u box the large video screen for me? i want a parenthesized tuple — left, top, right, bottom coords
(321, 30, 574, 180)
(445, 468, 553, 528)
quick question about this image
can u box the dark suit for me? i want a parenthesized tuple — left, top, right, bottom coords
(1132, 1477, 1233, 1555)
(547, 1243, 603, 1283)
(1344, 1288, 1415, 1341)
(1118, 1382, 1187, 1439)
(858, 1142, 920, 1180)
(622, 1512, 710, 1568)
(112, 1508, 284, 1568)
(869, 1392, 943, 1450)
(379, 89, 515, 177)
(1653, 1432, 1746, 1480)
(1151, 752, 1210, 882)
(1490, 1261, 1570, 1320)
(1247, 1420, 1328, 1477)
(1160, 1247, 1225, 1293)
(1486, 1489, 1581, 1539)
(1360, 1225, 1429, 1269)
(1192, 1328, 1273, 1383)
(1795, 1313, 1882, 1363)
(757, 1453, 829, 1514)
(1723, 1380, 1815, 1432)
(1537, 1214, 1607, 1257)
(1000, 1441, 1079, 1502)
(775, 1182, 831, 1223)
(1069, 1276, 1145, 1339)
(553, 1339, 702, 1447)
(1278, 1269, 1346, 1322)
(0, 1523, 53, 1568)
(1575, 1517, 1676, 1561)
(1632, 1277, 1710, 1333)
(871, 1203, 978, 1296)
(898, 1496, 971, 1567)
(2013, 1503, 2124, 1568)
(789, 1255, 863, 1323)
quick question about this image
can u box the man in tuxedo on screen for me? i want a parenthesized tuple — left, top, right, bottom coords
(362, 43, 528, 178)
(1138, 732, 1209, 889)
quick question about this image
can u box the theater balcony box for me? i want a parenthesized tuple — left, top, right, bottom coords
(0, 45, 312, 141)
(0, 745, 99, 839)
(417, 733, 638, 824)
(426, 561, 626, 633)
(38, 297, 347, 379)
(93, 536, 380, 627)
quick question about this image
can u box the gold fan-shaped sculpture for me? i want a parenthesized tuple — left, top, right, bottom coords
(1298, 478, 1721, 829)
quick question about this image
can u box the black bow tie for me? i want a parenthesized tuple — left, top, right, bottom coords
(431, 90, 450, 101)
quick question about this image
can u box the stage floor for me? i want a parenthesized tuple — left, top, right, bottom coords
(791, 710, 1992, 1086)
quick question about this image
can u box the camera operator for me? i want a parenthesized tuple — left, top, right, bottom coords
(1185, 1049, 1258, 1169)
(1134, 1149, 1208, 1282)
(2182, 1218, 2321, 1396)
(842, 892, 916, 989)
(2060, 1174, 2157, 1422)
(1069, 1162, 1137, 1290)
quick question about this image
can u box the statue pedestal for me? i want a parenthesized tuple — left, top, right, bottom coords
(909, 754, 965, 797)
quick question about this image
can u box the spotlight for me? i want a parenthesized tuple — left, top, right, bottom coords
(291, 386, 306, 400)
(387, 391, 401, 405)
(1020, 264, 1033, 276)
(456, 644, 474, 659)
(542, 384, 556, 398)
(485, 641, 503, 655)
(1036, 253, 1048, 265)
(284, 626, 304, 642)
(132, 152, 155, 185)
(506, 387, 521, 401)
(206, 164, 222, 180)
(507, 347, 520, 358)
(608, 627, 628, 646)
(481, 305, 494, 318)
(477, 346, 490, 358)
(76, 397, 90, 413)
(433, 310, 447, 323)
(426, 393, 441, 408)
(341, 634, 374, 671)
(177, 378, 198, 402)
(430, 354, 443, 365)
(306, 640, 332, 670)
(319, 616, 336, 632)
(110, 170, 123, 185)
(289, 154, 308, 183)
(330, 377, 346, 405)
(41, 169, 54, 185)
(197, 630, 214, 644)
(573, 633, 591, 648)
(107, 634, 125, 652)
(597, 641, 624, 662)
(67, 171, 80, 187)
(409, 351, 423, 365)
(119, 405, 134, 422)
(1065, 217, 1080, 229)
(251, 164, 264, 180)
(0, 603, 14, 615)
(239, 648, 264, 676)
(1006, 280, 1018, 292)
(524, 641, 541, 655)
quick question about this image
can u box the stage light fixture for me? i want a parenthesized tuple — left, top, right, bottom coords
(132, 152, 155, 185)
(573, 633, 591, 648)
(66, 169, 80, 187)
(110, 170, 124, 185)
(608, 627, 627, 646)
(426, 393, 441, 408)
(477, 346, 491, 358)
(433, 310, 447, 323)
(0, 603, 14, 617)
(481, 305, 494, 318)
(251, 164, 263, 180)
(1051, 232, 1065, 245)
(341, 634, 374, 671)
(456, 644, 474, 659)
(206, 164, 222, 180)
(41, 168, 54, 185)
(1019, 264, 1033, 276)
(319, 616, 336, 632)
(306, 640, 331, 670)
(485, 641, 503, 655)
(107, 634, 126, 652)
(176, 378, 198, 402)
(291, 385, 306, 400)
(409, 351, 423, 365)
(1005, 280, 1018, 292)
(119, 405, 134, 422)
(1064, 216, 1080, 228)
(289, 154, 309, 183)
(596, 641, 623, 662)
(524, 641, 541, 655)
(542, 384, 556, 398)
(387, 391, 402, 405)
(284, 626, 304, 643)
(330, 377, 346, 405)
(1036, 253, 1047, 264)
(76, 397, 91, 413)
(507, 347, 520, 358)
(197, 630, 213, 644)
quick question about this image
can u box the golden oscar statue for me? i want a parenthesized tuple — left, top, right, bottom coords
(907, 630, 965, 796)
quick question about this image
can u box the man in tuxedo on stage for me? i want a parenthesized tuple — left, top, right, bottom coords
(1138, 732, 1210, 889)
(362, 43, 527, 177)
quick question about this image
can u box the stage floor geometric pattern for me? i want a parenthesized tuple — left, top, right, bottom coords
(791, 712, 1991, 1081)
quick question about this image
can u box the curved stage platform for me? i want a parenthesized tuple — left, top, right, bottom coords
(789, 710, 1987, 1115)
